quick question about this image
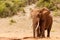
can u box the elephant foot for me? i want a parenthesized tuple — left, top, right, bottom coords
(33, 36, 35, 38)
(39, 35, 45, 38)
(47, 35, 50, 37)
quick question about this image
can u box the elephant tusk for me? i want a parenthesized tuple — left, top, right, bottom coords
(35, 22, 39, 31)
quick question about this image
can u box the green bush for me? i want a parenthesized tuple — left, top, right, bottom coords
(0, 1, 5, 13)
(36, 0, 58, 11)
(0, 0, 27, 18)
(0, 0, 40, 18)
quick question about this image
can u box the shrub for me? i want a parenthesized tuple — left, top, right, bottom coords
(0, 0, 39, 18)
(36, 0, 58, 11)
(0, 0, 27, 18)
(9, 19, 16, 25)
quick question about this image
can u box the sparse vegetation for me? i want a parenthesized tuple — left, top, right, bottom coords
(9, 19, 16, 25)
(0, 0, 39, 18)
(36, 0, 60, 11)
(51, 30, 55, 32)
(0, 0, 27, 18)
(53, 10, 60, 17)
(36, 0, 60, 17)
(0, 0, 60, 39)
(0, 0, 60, 17)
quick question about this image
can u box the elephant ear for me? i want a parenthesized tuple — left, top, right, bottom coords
(40, 7, 50, 16)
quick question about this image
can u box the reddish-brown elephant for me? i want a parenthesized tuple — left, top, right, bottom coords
(39, 8, 53, 38)
(31, 7, 53, 38)
(31, 8, 41, 38)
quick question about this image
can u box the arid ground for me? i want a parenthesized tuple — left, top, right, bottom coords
(0, 4, 60, 40)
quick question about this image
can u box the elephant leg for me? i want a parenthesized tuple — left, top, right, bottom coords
(47, 28, 50, 37)
(42, 29, 45, 38)
(42, 20, 46, 38)
(39, 27, 42, 37)
(39, 28, 45, 38)
(33, 22, 38, 38)
(47, 25, 52, 37)
(35, 22, 40, 37)
(37, 26, 40, 37)
(33, 25, 36, 38)
(41, 22, 46, 38)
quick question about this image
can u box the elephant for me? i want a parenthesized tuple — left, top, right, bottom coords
(39, 8, 53, 38)
(31, 7, 53, 38)
(31, 8, 41, 38)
